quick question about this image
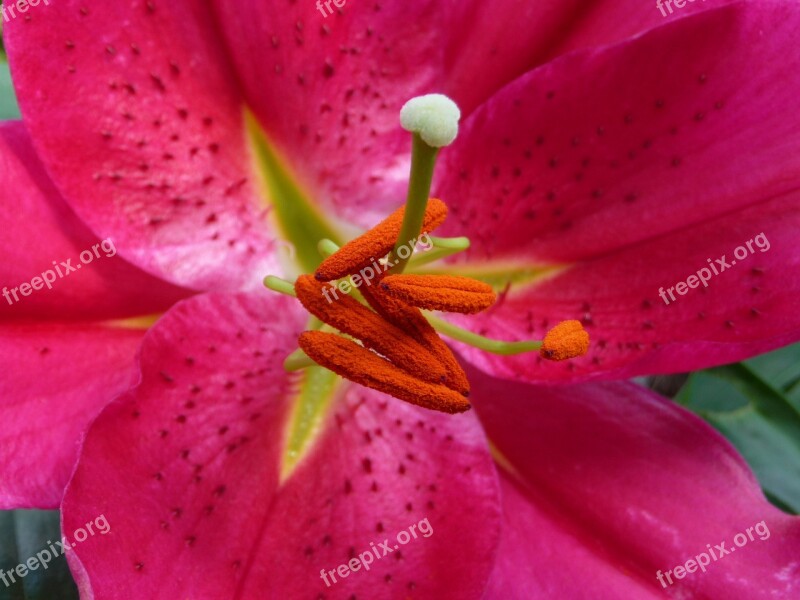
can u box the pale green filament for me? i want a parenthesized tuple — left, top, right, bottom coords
(317, 238, 340, 258)
(424, 313, 543, 355)
(284, 348, 315, 371)
(263, 275, 296, 297)
(409, 236, 471, 268)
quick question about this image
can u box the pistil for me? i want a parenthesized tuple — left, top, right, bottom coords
(390, 94, 462, 273)
(389, 133, 438, 273)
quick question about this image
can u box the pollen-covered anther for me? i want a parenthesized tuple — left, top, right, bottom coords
(361, 284, 471, 396)
(294, 275, 449, 385)
(540, 320, 590, 361)
(299, 331, 471, 414)
(380, 274, 496, 314)
(314, 198, 448, 282)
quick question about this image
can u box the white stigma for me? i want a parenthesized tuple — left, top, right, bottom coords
(400, 94, 461, 148)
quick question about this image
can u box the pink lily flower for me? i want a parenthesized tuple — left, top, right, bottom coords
(2, 0, 800, 597)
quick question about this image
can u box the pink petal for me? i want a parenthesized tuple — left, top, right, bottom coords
(486, 474, 658, 598)
(0, 122, 189, 509)
(3, 0, 741, 291)
(62, 292, 501, 598)
(212, 0, 726, 230)
(440, 2, 800, 264)
(445, 0, 734, 114)
(0, 322, 146, 509)
(468, 365, 800, 598)
(0, 121, 190, 320)
(542, 0, 735, 62)
(211, 0, 454, 227)
(4, 4, 283, 291)
(455, 192, 800, 382)
(434, 2, 800, 380)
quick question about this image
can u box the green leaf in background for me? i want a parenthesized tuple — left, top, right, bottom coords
(676, 343, 800, 515)
(0, 511, 79, 600)
(746, 342, 800, 405)
(0, 57, 21, 120)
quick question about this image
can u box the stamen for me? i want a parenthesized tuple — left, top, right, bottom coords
(317, 238, 340, 258)
(314, 198, 448, 282)
(540, 320, 590, 361)
(294, 275, 449, 384)
(391, 95, 461, 274)
(431, 236, 471, 249)
(407, 236, 471, 268)
(263, 275, 297, 297)
(360, 284, 471, 396)
(380, 274, 496, 314)
(299, 331, 471, 414)
(284, 347, 316, 371)
(425, 313, 543, 356)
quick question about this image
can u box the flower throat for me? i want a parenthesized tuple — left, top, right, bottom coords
(265, 94, 589, 413)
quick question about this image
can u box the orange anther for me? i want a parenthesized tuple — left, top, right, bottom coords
(380, 274, 496, 314)
(315, 198, 448, 281)
(294, 275, 448, 385)
(540, 320, 590, 361)
(360, 283, 471, 397)
(299, 331, 471, 414)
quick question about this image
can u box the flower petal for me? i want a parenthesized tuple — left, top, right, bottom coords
(433, 2, 800, 380)
(0, 121, 190, 320)
(440, 2, 800, 266)
(468, 366, 800, 599)
(211, 0, 455, 227)
(540, 0, 734, 61)
(4, 3, 283, 290)
(0, 322, 146, 509)
(3, 0, 740, 289)
(62, 292, 501, 598)
(486, 474, 658, 598)
(0, 122, 189, 509)
(445, 0, 734, 114)
(212, 0, 729, 230)
(453, 191, 800, 382)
